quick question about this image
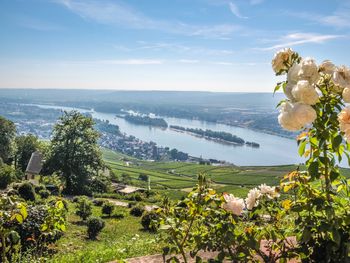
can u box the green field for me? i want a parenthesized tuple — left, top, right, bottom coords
(102, 149, 350, 198)
(103, 149, 301, 198)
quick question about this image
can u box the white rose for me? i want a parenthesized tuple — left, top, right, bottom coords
(338, 107, 350, 141)
(319, 60, 335, 75)
(245, 188, 261, 210)
(333, 65, 350, 89)
(259, 184, 279, 199)
(293, 103, 317, 126)
(278, 102, 303, 131)
(272, 48, 295, 73)
(292, 80, 319, 105)
(222, 194, 245, 216)
(298, 57, 319, 84)
(343, 88, 350, 103)
(284, 82, 296, 101)
(287, 63, 301, 84)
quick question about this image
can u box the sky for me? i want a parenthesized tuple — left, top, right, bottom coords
(0, 0, 350, 92)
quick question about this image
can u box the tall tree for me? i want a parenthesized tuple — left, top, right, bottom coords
(15, 134, 40, 172)
(44, 111, 104, 194)
(0, 116, 16, 164)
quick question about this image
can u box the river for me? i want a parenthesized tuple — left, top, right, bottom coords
(30, 104, 303, 166)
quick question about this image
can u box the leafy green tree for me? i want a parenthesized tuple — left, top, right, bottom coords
(44, 111, 104, 194)
(0, 165, 16, 189)
(14, 134, 40, 172)
(0, 116, 16, 164)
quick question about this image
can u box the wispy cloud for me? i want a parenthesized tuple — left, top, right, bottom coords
(228, 2, 248, 19)
(256, 32, 343, 51)
(286, 2, 350, 29)
(61, 59, 164, 66)
(112, 41, 235, 56)
(178, 59, 200, 64)
(54, 0, 240, 38)
(16, 16, 63, 31)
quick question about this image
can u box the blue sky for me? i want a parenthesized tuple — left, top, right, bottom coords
(0, 0, 349, 92)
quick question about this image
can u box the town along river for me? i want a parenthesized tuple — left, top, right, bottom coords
(31, 104, 303, 166)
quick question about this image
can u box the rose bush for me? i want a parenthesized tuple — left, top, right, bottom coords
(159, 48, 350, 262)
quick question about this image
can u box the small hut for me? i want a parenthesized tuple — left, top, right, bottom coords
(25, 151, 43, 181)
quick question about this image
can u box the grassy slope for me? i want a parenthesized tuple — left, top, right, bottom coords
(49, 202, 161, 263)
(49, 149, 350, 262)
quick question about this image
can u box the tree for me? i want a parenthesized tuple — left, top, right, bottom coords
(14, 134, 40, 172)
(0, 116, 16, 164)
(44, 111, 104, 194)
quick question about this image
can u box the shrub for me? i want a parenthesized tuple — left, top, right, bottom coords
(92, 198, 105, 206)
(114, 211, 126, 219)
(130, 205, 145, 217)
(75, 196, 92, 221)
(0, 164, 16, 189)
(141, 211, 159, 232)
(101, 203, 114, 217)
(128, 201, 136, 208)
(86, 216, 105, 240)
(89, 177, 109, 193)
(38, 189, 50, 199)
(18, 182, 36, 201)
(72, 196, 80, 203)
(131, 193, 143, 202)
(34, 184, 45, 194)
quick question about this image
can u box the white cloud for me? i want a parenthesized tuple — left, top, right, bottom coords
(98, 59, 163, 65)
(257, 32, 343, 51)
(228, 2, 248, 19)
(54, 0, 240, 38)
(112, 41, 235, 56)
(178, 59, 200, 64)
(287, 2, 350, 29)
(61, 59, 164, 65)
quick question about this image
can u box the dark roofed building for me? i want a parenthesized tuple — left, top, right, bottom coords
(25, 151, 43, 180)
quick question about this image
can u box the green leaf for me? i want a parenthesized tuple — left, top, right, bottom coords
(298, 140, 307, 156)
(308, 162, 319, 178)
(332, 135, 343, 150)
(273, 83, 281, 95)
(15, 214, 23, 223)
(330, 170, 340, 181)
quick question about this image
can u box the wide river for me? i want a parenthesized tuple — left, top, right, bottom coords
(32, 104, 303, 166)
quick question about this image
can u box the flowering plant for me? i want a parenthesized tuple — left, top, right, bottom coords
(273, 48, 350, 261)
(158, 49, 350, 263)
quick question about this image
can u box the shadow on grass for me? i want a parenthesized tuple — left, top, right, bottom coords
(72, 220, 86, 226)
(101, 214, 126, 219)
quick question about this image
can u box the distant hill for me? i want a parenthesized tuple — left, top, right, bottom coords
(0, 89, 284, 110)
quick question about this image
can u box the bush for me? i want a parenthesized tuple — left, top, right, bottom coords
(86, 216, 105, 240)
(131, 193, 143, 202)
(46, 184, 60, 195)
(101, 203, 114, 217)
(128, 201, 136, 208)
(89, 177, 109, 193)
(141, 211, 159, 232)
(18, 182, 36, 201)
(72, 196, 80, 203)
(0, 164, 16, 189)
(92, 198, 105, 206)
(38, 189, 50, 199)
(130, 205, 145, 217)
(34, 184, 46, 194)
(114, 211, 126, 219)
(75, 196, 92, 221)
